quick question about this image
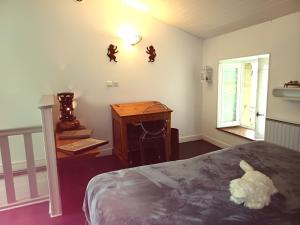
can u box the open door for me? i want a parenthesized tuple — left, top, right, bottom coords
(255, 57, 269, 140)
(217, 54, 270, 141)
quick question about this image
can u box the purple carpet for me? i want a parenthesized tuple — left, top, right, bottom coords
(0, 155, 124, 225)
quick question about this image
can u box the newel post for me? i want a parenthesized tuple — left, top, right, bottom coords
(38, 95, 62, 217)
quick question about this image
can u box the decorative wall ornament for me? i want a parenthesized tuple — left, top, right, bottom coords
(107, 44, 118, 62)
(146, 45, 156, 62)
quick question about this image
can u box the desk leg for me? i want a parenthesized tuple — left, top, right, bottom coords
(120, 121, 128, 166)
(165, 119, 171, 161)
(112, 117, 128, 167)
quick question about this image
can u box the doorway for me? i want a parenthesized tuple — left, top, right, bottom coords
(217, 54, 270, 140)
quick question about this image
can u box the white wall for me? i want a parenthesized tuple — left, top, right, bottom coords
(0, 0, 203, 164)
(201, 12, 300, 147)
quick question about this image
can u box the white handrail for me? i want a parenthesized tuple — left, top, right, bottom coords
(38, 95, 55, 109)
(0, 126, 42, 137)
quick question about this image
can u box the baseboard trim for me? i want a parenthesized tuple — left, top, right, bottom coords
(96, 135, 232, 155)
(200, 135, 231, 149)
(97, 147, 113, 157)
(179, 134, 202, 143)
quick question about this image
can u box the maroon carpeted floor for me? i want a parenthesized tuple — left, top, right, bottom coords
(0, 140, 220, 225)
(0, 155, 124, 225)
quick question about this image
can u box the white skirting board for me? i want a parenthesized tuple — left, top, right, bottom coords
(179, 134, 231, 148)
(200, 135, 231, 149)
(179, 134, 202, 143)
(265, 118, 300, 151)
(96, 147, 113, 157)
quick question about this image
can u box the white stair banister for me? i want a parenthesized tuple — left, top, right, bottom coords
(39, 95, 62, 217)
(0, 136, 16, 204)
(0, 125, 47, 211)
(24, 133, 39, 198)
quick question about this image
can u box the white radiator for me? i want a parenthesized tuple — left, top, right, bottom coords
(265, 118, 300, 151)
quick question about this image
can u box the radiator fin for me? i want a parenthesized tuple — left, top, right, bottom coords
(265, 118, 300, 151)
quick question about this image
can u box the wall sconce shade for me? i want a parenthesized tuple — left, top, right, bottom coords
(118, 25, 142, 46)
(127, 35, 142, 45)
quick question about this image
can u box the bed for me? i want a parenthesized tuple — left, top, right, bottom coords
(83, 141, 300, 225)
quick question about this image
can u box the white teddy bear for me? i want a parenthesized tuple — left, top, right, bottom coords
(229, 160, 278, 209)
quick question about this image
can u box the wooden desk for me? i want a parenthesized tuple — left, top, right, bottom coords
(55, 133, 108, 161)
(111, 101, 172, 166)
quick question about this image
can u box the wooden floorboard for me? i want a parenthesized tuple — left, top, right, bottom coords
(180, 140, 221, 159)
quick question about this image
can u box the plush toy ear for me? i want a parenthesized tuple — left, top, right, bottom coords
(240, 160, 254, 172)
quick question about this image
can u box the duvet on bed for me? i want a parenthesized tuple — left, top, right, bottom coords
(83, 141, 300, 225)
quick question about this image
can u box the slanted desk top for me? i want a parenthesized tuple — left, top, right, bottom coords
(111, 101, 172, 166)
(111, 101, 172, 117)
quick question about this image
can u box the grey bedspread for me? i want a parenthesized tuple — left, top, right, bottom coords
(83, 141, 300, 225)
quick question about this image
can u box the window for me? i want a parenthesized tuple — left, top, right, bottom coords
(219, 63, 241, 127)
(217, 54, 269, 140)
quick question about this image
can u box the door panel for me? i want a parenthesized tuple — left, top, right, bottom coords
(255, 58, 269, 140)
(218, 63, 241, 127)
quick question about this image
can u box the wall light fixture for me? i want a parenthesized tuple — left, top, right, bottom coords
(118, 25, 142, 46)
(124, 34, 142, 46)
(201, 66, 213, 82)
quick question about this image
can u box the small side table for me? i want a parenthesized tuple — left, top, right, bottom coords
(55, 133, 108, 161)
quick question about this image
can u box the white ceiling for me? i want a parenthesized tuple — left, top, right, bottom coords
(134, 0, 300, 38)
